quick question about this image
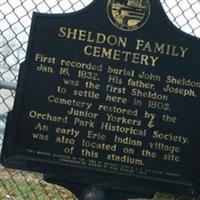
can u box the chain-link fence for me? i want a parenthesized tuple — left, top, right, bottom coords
(1, 0, 200, 199)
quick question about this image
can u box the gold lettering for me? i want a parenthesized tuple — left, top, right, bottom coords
(150, 56, 159, 67)
(132, 53, 140, 64)
(78, 29, 87, 41)
(84, 45, 92, 56)
(96, 33, 106, 44)
(58, 27, 66, 38)
(29, 110, 68, 123)
(34, 122, 48, 131)
(154, 42, 165, 54)
(58, 27, 127, 48)
(135, 39, 189, 58)
(101, 48, 113, 59)
(87, 31, 95, 42)
(140, 54, 149, 65)
(84, 45, 159, 66)
(32, 133, 49, 141)
(142, 42, 152, 52)
(112, 49, 121, 60)
(135, 39, 145, 50)
(107, 154, 144, 166)
(180, 47, 189, 58)
(82, 149, 99, 158)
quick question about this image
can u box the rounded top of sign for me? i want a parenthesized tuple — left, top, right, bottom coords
(107, 0, 151, 31)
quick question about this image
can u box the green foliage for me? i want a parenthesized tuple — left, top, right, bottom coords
(0, 168, 199, 200)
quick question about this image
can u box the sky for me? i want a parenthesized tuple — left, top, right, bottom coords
(1, 0, 200, 77)
(0, 0, 200, 69)
(0, 0, 94, 71)
(0, 0, 93, 34)
(0, 0, 200, 72)
(1, 0, 200, 37)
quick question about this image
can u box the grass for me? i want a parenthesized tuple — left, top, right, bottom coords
(0, 166, 77, 200)
(0, 166, 199, 200)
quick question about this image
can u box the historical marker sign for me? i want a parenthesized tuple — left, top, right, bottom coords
(1, 0, 200, 197)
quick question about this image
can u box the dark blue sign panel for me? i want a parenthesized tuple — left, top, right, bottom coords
(1, 0, 200, 197)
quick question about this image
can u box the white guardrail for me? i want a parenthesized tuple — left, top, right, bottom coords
(0, 81, 17, 91)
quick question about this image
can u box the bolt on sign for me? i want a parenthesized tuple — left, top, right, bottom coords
(1, 0, 200, 198)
